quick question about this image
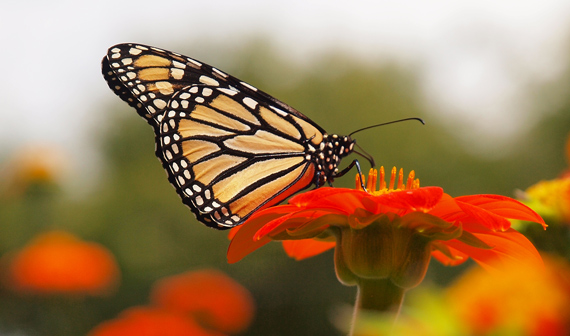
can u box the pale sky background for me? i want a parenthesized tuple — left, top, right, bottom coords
(2, 0, 570, 181)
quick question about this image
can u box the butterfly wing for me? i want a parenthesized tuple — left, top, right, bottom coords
(102, 43, 329, 228)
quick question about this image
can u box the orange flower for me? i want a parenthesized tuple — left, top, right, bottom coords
(150, 270, 255, 334)
(5, 231, 119, 295)
(228, 167, 545, 287)
(88, 306, 224, 336)
(448, 256, 570, 336)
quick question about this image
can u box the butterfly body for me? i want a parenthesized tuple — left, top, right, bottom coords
(102, 43, 355, 228)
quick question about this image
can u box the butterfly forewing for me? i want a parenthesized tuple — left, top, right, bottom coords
(102, 43, 355, 229)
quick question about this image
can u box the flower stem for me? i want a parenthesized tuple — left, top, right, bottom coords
(350, 278, 406, 336)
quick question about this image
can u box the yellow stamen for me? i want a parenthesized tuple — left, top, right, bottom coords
(356, 166, 420, 195)
(367, 168, 376, 192)
(389, 167, 396, 190)
(406, 170, 415, 189)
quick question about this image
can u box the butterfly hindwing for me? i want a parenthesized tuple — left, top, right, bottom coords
(158, 85, 317, 228)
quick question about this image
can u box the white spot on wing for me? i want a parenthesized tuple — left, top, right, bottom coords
(243, 97, 258, 110)
(154, 99, 167, 109)
(217, 88, 238, 96)
(171, 68, 184, 79)
(240, 81, 258, 91)
(172, 60, 186, 69)
(212, 68, 228, 78)
(270, 106, 288, 117)
(187, 58, 202, 67)
(199, 76, 219, 86)
(171, 143, 179, 154)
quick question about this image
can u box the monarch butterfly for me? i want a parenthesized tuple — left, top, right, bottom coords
(102, 43, 364, 229)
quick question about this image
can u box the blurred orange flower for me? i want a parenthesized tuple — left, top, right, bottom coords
(228, 167, 546, 284)
(448, 256, 570, 336)
(88, 306, 224, 336)
(150, 269, 255, 334)
(5, 231, 119, 295)
(89, 269, 255, 335)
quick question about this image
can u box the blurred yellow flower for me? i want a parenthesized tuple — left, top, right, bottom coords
(524, 178, 570, 224)
(5, 231, 120, 296)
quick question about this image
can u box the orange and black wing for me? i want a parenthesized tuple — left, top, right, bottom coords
(102, 43, 332, 229)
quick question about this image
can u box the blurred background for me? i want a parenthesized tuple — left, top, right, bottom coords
(2, 0, 570, 335)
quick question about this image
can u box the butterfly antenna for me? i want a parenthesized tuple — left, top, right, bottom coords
(348, 117, 425, 137)
(354, 144, 375, 167)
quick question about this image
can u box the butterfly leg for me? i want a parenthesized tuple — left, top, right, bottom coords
(312, 171, 322, 190)
(334, 159, 367, 191)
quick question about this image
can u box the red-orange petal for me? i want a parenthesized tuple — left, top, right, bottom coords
(289, 188, 368, 214)
(430, 246, 469, 266)
(455, 200, 513, 231)
(150, 270, 254, 334)
(455, 194, 546, 228)
(282, 239, 336, 260)
(227, 213, 281, 264)
(443, 225, 543, 271)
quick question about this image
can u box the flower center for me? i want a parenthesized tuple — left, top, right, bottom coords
(355, 167, 420, 195)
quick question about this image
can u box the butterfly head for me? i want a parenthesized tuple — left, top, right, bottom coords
(313, 134, 355, 186)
